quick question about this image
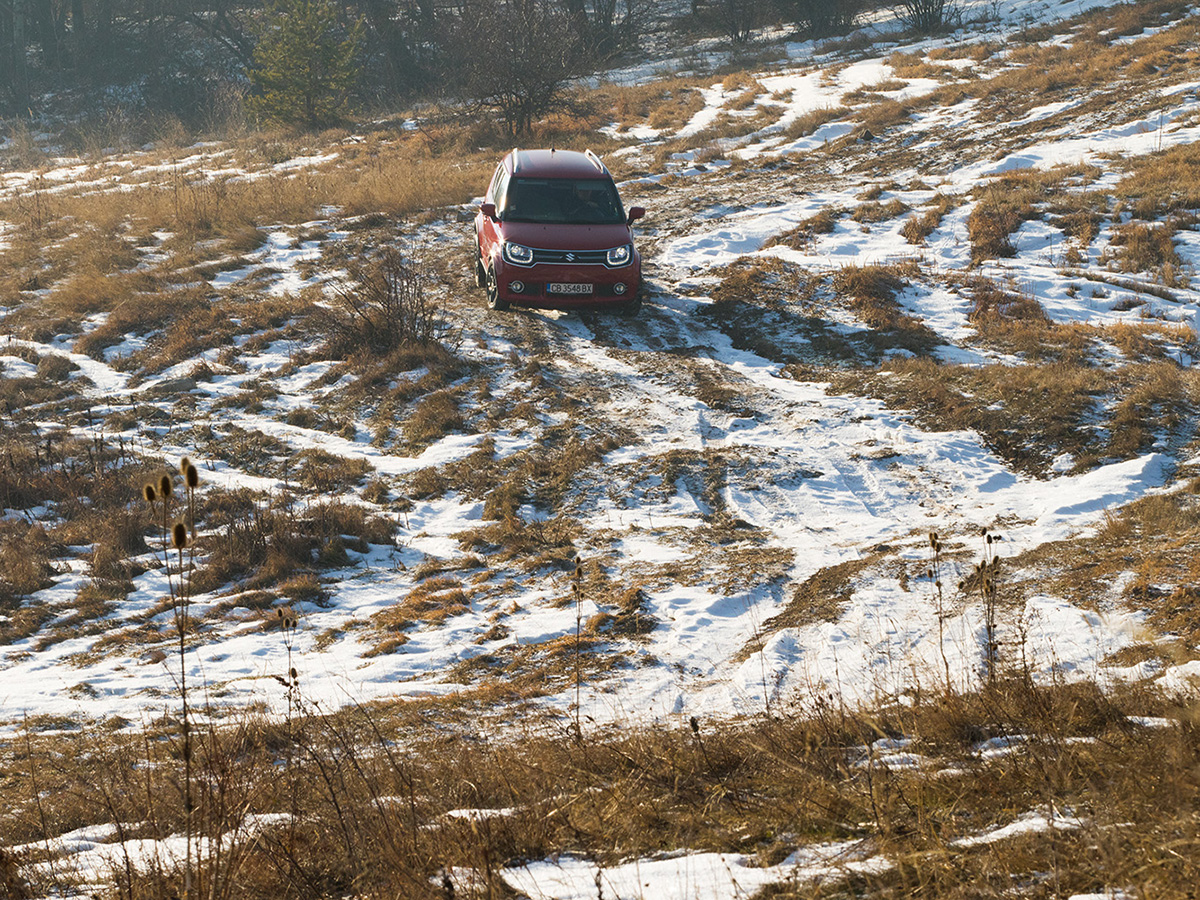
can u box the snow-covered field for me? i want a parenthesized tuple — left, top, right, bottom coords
(4, 0, 1197, 728)
(3, 0, 1200, 894)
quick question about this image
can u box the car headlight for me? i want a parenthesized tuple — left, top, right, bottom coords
(607, 244, 632, 267)
(502, 242, 534, 266)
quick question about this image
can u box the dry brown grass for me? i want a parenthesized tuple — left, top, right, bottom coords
(967, 277, 1049, 327)
(967, 187, 1033, 263)
(402, 390, 465, 450)
(855, 98, 913, 135)
(194, 490, 396, 594)
(780, 105, 849, 140)
(829, 343, 1200, 476)
(943, 0, 1200, 124)
(365, 575, 473, 652)
(886, 50, 952, 80)
(0, 522, 57, 608)
(295, 449, 373, 493)
(901, 193, 957, 244)
(1021, 482, 1200, 655)
(592, 76, 708, 134)
(851, 197, 909, 224)
(1106, 221, 1182, 276)
(1117, 143, 1200, 218)
(831, 262, 940, 353)
(768, 206, 841, 249)
(3, 677, 1198, 899)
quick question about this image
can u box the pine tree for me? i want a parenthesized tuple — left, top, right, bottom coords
(248, 0, 363, 128)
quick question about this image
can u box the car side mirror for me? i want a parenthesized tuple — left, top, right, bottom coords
(480, 202, 497, 221)
(627, 206, 645, 225)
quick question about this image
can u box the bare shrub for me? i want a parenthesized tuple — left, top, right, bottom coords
(779, 0, 864, 37)
(893, 0, 960, 33)
(322, 248, 443, 357)
(446, 0, 589, 135)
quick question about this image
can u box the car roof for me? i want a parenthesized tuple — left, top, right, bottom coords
(505, 148, 610, 180)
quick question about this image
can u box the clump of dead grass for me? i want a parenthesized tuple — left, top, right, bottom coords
(901, 193, 957, 244)
(831, 262, 941, 352)
(780, 105, 849, 140)
(1105, 221, 1182, 278)
(194, 490, 395, 593)
(967, 189, 1032, 263)
(851, 197, 909, 224)
(768, 207, 841, 249)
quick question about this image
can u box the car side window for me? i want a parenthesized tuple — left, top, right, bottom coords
(495, 169, 511, 214)
(488, 165, 505, 203)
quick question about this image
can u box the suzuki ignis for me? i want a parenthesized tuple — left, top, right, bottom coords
(474, 148, 645, 314)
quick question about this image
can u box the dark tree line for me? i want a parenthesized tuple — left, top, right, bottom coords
(0, 0, 906, 130)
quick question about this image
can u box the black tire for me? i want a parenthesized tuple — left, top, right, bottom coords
(474, 241, 487, 288)
(485, 265, 509, 311)
(619, 291, 642, 317)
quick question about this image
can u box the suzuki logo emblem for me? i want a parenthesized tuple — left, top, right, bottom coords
(565, 253, 576, 261)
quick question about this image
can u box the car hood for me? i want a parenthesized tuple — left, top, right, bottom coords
(499, 221, 633, 250)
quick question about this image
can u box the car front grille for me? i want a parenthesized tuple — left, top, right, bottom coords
(530, 248, 611, 265)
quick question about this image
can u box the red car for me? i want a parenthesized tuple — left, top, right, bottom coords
(474, 148, 645, 314)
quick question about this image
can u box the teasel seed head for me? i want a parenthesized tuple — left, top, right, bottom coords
(180, 457, 190, 475)
(143, 483, 156, 503)
(184, 461, 199, 489)
(159, 473, 173, 499)
(172, 522, 188, 550)
(290, 667, 298, 681)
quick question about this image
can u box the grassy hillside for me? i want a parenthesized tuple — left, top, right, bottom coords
(3, 0, 1200, 895)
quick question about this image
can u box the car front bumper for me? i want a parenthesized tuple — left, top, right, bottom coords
(492, 259, 642, 307)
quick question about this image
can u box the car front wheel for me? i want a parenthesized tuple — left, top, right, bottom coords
(485, 265, 509, 311)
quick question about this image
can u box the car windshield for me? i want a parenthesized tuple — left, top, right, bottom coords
(503, 177, 625, 225)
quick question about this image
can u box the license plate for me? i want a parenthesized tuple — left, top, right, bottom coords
(548, 282, 593, 295)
